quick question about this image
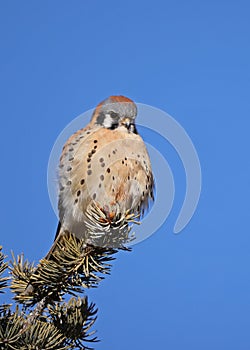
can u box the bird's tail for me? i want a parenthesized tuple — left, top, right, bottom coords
(44, 221, 66, 260)
(23, 222, 67, 295)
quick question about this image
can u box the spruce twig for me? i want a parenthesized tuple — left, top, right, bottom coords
(0, 233, 131, 349)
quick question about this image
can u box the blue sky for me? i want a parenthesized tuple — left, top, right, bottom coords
(0, 1, 250, 349)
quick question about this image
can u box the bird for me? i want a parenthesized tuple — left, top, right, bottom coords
(47, 95, 154, 257)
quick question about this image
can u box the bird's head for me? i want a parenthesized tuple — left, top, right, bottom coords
(91, 95, 138, 133)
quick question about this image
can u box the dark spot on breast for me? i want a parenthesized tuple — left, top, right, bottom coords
(88, 164, 91, 169)
(69, 157, 74, 161)
(87, 170, 92, 175)
(99, 183, 102, 188)
(67, 180, 72, 185)
(67, 166, 72, 172)
(60, 186, 65, 191)
(107, 168, 111, 173)
(125, 157, 127, 160)
(94, 140, 98, 143)
(80, 179, 85, 185)
(77, 190, 81, 197)
(122, 160, 124, 164)
(87, 158, 91, 163)
(92, 149, 96, 154)
(101, 163, 105, 167)
(99, 157, 104, 162)
(93, 193, 96, 200)
(100, 175, 104, 181)
(94, 145, 97, 149)
(113, 150, 116, 154)
(112, 176, 115, 180)
(128, 176, 130, 180)
(74, 199, 78, 204)
(69, 147, 74, 152)
(86, 131, 90, 134)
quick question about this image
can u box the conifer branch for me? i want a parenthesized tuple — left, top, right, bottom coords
(0, 233, 131, 349)
(0, 246, 9, 294)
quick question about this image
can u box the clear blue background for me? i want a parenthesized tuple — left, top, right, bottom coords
(1, 1, 249, 349)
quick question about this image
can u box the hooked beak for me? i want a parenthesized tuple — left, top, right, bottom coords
(121, 117, 131, 128)
(121, 117, 137, 134)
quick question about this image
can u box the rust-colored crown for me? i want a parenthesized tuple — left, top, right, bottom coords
(91, 95, 136, 125)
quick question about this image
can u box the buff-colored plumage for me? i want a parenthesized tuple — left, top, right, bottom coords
(47, 96, 154, 257)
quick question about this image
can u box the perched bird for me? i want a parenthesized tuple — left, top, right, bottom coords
(47, 95, 154, 257)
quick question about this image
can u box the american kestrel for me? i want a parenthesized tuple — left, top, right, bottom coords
(47, 95, 154, 257)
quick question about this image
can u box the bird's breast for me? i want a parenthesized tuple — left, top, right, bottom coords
(58, 126, 154, 232)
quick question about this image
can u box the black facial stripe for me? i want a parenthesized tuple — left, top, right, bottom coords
(96, 111, 120, 127)
(129, 123, 138, 134)
(95, 112, 105, 125)
(108, 123, 119, 130)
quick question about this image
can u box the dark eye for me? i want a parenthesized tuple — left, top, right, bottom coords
(110, 111, 119, 119)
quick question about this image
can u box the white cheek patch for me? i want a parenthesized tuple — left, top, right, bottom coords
(103, 114, 114, 128)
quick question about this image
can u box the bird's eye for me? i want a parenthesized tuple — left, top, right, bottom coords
(110, 111, 119, 119)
